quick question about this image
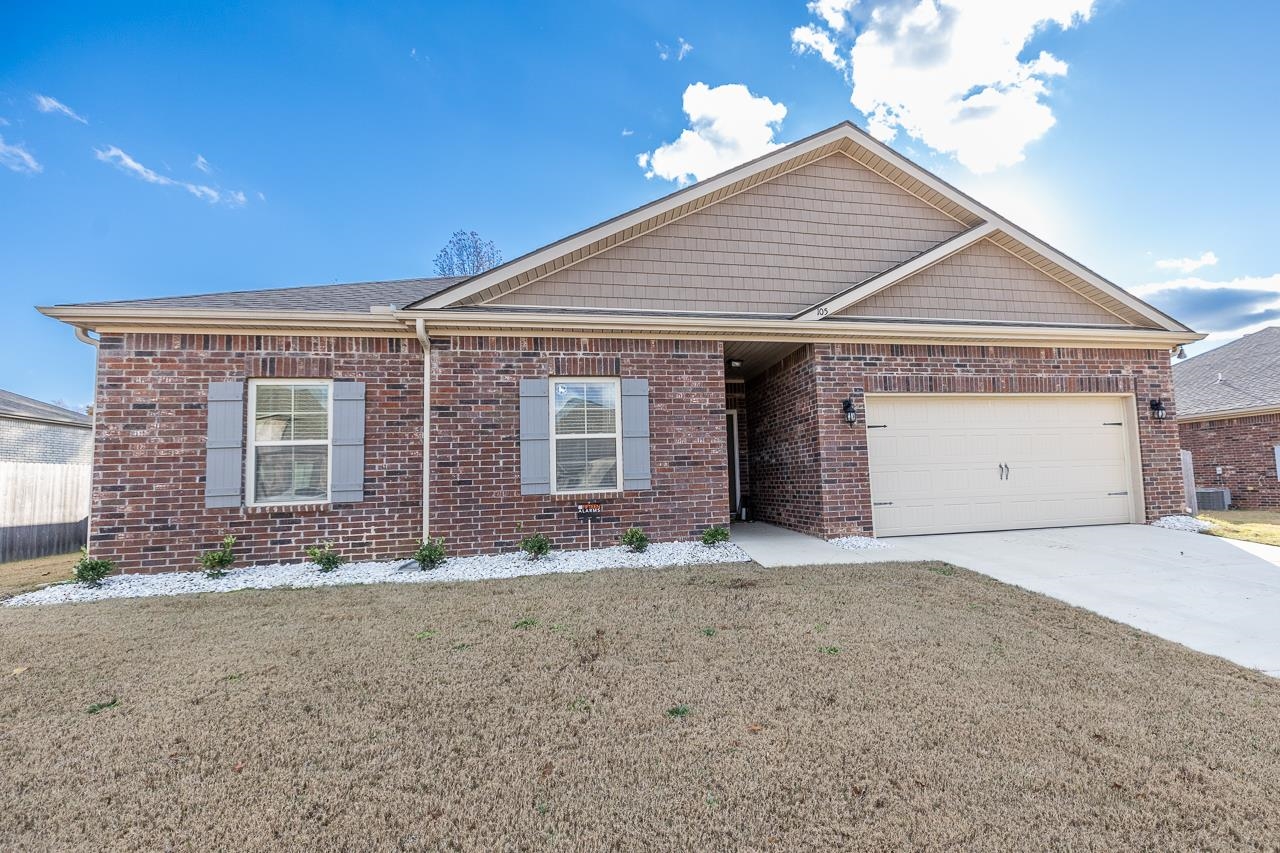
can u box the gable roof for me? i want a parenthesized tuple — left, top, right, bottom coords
(832, 236, 1131, 325)
(409, 121, 1191, 335)
(53, 276, 464, 314)
(1173, 327, 1280, 419)
(0, 389, 91, 427)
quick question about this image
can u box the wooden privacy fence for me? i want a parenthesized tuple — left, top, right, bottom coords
(0, 461, 91, 562)
(1180, 449, 1198, 515)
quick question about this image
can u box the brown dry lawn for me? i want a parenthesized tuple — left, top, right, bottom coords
(1200, 509, 1280, 547)
(0, 552, 76, 600)
(2, 560, 1279, 851)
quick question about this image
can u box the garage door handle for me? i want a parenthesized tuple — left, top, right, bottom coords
(998, 463, 1009, 480)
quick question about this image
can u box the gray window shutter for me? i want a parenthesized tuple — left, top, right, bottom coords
(331, 381, 366, 503)
(621, 378, 651, 490)
(206, 381, 244, 509)
(520, 378, 550, 495)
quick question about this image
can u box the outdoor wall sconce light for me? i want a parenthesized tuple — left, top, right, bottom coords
(727, 359, 744, 369)
(842, 398, 857, 424)
(1149, 399, 1167, 420)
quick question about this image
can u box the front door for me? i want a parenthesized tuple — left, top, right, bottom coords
(726, 411, 740, 517)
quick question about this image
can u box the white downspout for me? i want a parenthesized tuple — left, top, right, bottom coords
(415, 318, 430, 541)
(73, 326, 100, 555)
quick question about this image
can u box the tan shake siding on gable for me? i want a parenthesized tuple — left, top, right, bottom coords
(835, 239, 1129, 325)
(485, 154, 966, 314)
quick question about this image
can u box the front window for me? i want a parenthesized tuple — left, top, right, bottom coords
(248, 380, 331, 505)
(551, 378, 621, 493)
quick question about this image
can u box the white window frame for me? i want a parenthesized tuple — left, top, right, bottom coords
(246, 378, 334, 507)
(549, 376, 623, 495)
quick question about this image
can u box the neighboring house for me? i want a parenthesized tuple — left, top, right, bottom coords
(1175, 327, 1280, 508)
(39, 122, 1200, 573)
(0, 389, 93, 561)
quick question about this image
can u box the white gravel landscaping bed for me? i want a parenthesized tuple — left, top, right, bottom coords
(1151, 515, 1213, 533)
(827, 535, 893, 551)
(4, 540, 751, 607)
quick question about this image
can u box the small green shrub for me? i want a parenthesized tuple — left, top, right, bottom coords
(413, 537, 447, 571)
(305, 542, 344, 573)
(513, 617, 539, 630)
(520, 532, 552, 560)
(700, 525, 730, 546)
(620, 527, 650, 553)
(73, 548, 115, 588)
(200, 534, 236, 579)
(700, 626, 717, 637)
(818, 646, 841, 655)
(666, 704, 692, 718)
(87, 696, 118, 715)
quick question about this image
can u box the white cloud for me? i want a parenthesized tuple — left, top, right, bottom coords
(638, 82, 787, 186)
(1130, 272, 1280, 344)
(656, 37, 693, 61)
(808, 0, 859, 31)
(621, 128, 634, 137)
(94, 145, 246, 205)
(0, 135, 41, 173)
(1155, 250, 1218, 274)
(193, 154, 212, 174)
(0, 117, 9, 126)
(33, 94, 88, 124)
(792, 0, 1097, 174)
(791, 24, 846, 69)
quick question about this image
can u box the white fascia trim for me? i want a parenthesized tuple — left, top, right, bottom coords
(824, 130, 1190, 333)
(410, 125, 858, 310)
(793, 223, 997, 320)
(397, 309, 1203, 348)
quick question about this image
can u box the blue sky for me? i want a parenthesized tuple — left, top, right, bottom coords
(2, 1, 1277, 407)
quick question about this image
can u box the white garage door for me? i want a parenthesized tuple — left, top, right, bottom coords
(865, 395, 1140, 537)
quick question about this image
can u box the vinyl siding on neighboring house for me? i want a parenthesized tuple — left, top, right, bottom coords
(485, 154, 966, 314)
(836, 239, 1127, 325)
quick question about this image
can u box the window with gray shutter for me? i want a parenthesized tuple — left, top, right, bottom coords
(621, 378, 651, 490)
(331, 381, 366, 503)
(206, 381, 245, 508)
(520, 378, 551, 495)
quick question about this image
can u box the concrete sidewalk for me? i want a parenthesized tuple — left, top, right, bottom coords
(730, 522, 909, 567)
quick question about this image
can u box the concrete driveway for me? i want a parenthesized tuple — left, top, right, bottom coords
(893, 524, 1280, 676)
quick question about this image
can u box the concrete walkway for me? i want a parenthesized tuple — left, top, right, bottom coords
(730, 522, 908, 567)
(893, 524, 1280, 676)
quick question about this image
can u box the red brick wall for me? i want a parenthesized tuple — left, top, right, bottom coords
(92, 333, 425, 572)
(1180, 414, 1280, 509)
(91, 331, 1180, 572)
(745, 347, 825, 534)
(746, 343, 1181, 538)
(429, 336, 729, 555)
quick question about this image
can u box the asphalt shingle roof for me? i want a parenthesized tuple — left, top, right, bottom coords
(0, 389, 91, 427)
(60, 276, 466, 313)
(1173, 327, 1280, 417)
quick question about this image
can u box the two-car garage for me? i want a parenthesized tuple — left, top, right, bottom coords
(864, 395, 1144, 537)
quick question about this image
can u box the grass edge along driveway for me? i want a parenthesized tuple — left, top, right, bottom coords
(2, 559, 1278, 849)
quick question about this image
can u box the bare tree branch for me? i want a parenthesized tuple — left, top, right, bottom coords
(433, 230, 503, 277)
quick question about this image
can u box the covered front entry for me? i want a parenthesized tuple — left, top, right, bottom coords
(865, 394, 1143, 537)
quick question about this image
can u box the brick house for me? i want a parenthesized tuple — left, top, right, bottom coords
(1175, 327, 1280, 509)
(41, 123, 1200, 572)
(0, 389, 92, 561)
